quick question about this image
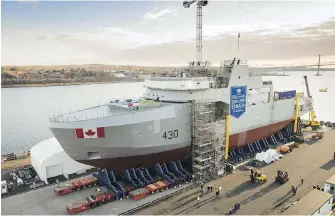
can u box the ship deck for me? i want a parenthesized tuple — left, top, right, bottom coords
(50, 101, 171, 122)
(2, 129, 334, 215)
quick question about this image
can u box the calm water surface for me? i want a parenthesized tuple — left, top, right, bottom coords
(1, 71, 335, 154)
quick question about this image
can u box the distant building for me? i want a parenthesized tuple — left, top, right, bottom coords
(95, 71, 111, 78)
(86, 65, 104, 73)
(49, 72, 63, 79)
(138, 74, 151, 79)
(113, 73, 126, 78)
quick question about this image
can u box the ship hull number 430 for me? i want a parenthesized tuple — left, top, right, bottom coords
(162, 130, 179, 139)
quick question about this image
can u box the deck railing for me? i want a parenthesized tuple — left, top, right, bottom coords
(49, 98, 164, 123)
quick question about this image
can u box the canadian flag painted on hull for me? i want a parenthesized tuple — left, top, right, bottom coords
(75, 127, 105, 138)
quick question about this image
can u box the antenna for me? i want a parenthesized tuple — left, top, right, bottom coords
(183, 0, 208, 62)
(238, 33, 240, 55)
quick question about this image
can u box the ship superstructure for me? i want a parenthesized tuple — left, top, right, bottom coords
(49, 59, 314, 176)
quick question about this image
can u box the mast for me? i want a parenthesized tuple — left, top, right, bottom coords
(183, 0, 208, 62)
(317, 54, 321, 76)
(196, 3, 203, 62)
(238, 33, 240, 53)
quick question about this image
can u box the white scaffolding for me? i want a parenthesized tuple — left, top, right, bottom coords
(214, 119, 226, 175)
(192, 101, 227, 182)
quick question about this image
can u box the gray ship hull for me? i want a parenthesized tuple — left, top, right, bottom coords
(49, 96, 302, 174)
(77, 119, 292, 174)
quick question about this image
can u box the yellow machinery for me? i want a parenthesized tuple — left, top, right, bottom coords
(250, 169, 267, 183)
(303, 76, 320, 130)
(225, 114, 230, 160)
(293, 93, 303, 133)
(319, 88, 328, 92)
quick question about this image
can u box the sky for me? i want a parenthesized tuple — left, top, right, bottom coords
(1, 1, 335, 67)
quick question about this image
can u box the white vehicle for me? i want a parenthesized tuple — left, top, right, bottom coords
(1, 180, 8, 194)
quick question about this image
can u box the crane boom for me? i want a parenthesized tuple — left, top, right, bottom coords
(196, 3, 203, 62)
(303, 75, 312, 98)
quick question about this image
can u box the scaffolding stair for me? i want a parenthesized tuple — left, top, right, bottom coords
(192, 101, 227, 182)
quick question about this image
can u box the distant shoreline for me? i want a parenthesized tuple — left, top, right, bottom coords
(1, 79, 144, 88)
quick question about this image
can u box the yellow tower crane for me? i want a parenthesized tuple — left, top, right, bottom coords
(303, 75, 320, 130)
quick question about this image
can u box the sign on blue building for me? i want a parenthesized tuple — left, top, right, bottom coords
(230, 86, 247, 118)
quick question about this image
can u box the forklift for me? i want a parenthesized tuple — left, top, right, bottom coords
(311, 131, 324, 140)
(250, 169, 267, 184)
(303, 76, 321, 130)
(275, 169, 289, 184)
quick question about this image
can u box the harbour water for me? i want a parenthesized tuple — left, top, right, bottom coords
(1, 71, 334, 154)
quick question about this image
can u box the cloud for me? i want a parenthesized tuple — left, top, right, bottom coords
(54, 27, 153, 50)
(143, 7, 177, 21)
(50, 18, 335, 67)
(37, 36, 47, 41)
(2, 7, 335, 67)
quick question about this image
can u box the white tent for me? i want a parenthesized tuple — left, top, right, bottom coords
(31, 138, 92, 184)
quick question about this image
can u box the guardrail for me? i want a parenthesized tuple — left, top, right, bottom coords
(49, 99, 164, 123)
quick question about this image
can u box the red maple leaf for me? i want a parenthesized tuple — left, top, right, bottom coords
(85, 129, 96, 136)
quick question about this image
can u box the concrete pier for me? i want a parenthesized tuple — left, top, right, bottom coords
(136, 129, 335, 215)
(2, 129, 334, 215)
